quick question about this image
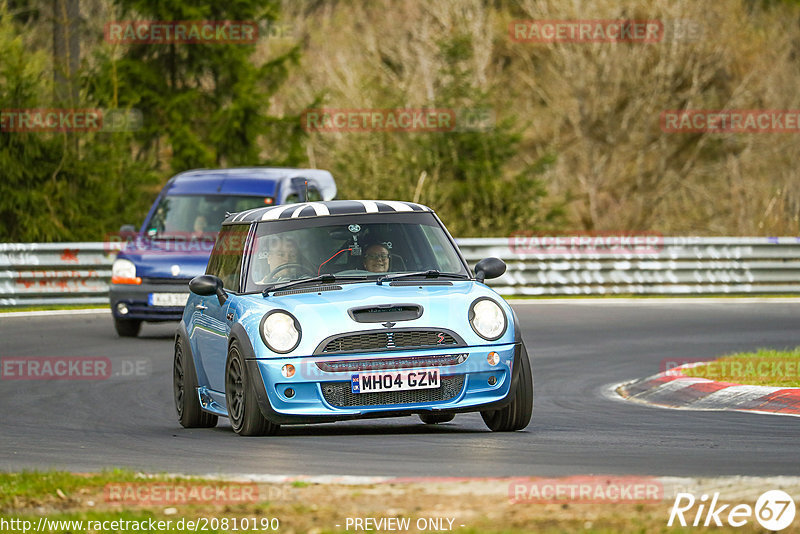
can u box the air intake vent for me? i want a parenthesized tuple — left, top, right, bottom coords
(315, 328, 463, 355)
(321, 375, 465, 407)
(273, 285, 342, 296)
(348, 304, 422, 323)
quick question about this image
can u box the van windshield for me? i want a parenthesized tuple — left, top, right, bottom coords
(144, 195, 270, 237)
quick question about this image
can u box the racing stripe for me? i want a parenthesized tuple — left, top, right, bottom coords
(328, 201, 368, 215)
(377, 200, 413, 212)
(289, 204, 308, 218)
(297, 205, 318, 217)
(403, 201, 427, 211)
(234, 209, 258, 222)
(308, 202, 330, 216)
(374, 202, 396, 212)
(355, 200, 379, 213)
(261, 205, 295, 220)
(279, 206, 300, 219)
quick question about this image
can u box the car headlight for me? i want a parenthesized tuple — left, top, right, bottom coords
(260, 310, 301, 353)
(469, 298, 507, 341)
(111, 258, 140, 284)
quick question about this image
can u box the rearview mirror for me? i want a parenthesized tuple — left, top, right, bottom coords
(474, 257, 506, 283)
(119, 224, 137, 238)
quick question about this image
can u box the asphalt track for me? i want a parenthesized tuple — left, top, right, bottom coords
(1, 301, 798, 477)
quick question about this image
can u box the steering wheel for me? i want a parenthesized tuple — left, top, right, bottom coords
(266, 263, 316, 282)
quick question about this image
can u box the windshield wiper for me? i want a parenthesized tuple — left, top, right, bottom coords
(262, 274, 368, 296)
(376, 270, 470, 285)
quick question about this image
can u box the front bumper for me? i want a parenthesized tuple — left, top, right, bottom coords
(109, 280, 191, 322)
(243, 343, 519, 424)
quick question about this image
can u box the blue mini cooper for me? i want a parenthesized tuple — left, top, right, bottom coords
(174, 200, 533, 435)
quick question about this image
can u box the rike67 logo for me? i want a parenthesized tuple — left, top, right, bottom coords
(668, 490, 796, 530)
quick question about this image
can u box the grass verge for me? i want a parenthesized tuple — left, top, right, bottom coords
(682, 346, 800, 387)
(0, 470, 782, 533)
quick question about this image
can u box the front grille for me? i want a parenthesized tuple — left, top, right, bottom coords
(320, 375, 465, 407)
(319, 329, 460, 354)
(316, 353, 468, 373)
(140, 277, 192, 285)
(122, 303, 184, 318)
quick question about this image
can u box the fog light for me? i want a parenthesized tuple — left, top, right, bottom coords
(488, 376, 497, 386)
(281, 364, 295, 378)
(487, 352, 500, 365)
(284, 388, 295, 398)
(116, 302, 129, 315)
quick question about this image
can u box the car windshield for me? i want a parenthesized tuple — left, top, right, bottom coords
(145, 194, 271, 238)
(244, 212, 469, 291)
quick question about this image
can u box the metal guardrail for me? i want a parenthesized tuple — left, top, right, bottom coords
(0, 243, 118, 307)
(1, 237, 800, 306)
(458, 237, 800, 295)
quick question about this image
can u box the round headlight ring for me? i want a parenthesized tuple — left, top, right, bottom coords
(259, 310, 301, 354)
(468, 297, 507, 341)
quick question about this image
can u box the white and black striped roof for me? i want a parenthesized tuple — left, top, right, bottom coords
(226, 200, 432, 224)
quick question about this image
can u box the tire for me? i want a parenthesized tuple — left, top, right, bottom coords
(419, 413, 455, 424)
(174, 336, 218, 428)
(114, 317, 142, 337)
(481, 343, 533, 432)
(225, 340, 279, 436)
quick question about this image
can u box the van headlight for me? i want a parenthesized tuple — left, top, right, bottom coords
(111, 258, 141, 284)
(260, 311, 301, 353)
(469, 298, 507, 341)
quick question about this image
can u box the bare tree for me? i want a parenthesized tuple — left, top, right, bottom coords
(52, 0, 80, 106)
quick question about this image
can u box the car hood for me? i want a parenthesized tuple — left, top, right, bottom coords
(233, 280, 516, 358)
(117, 239, 213, 279)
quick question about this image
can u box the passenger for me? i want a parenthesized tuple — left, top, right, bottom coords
(362, 243, 391, 273)
(193, 215, 208, 234)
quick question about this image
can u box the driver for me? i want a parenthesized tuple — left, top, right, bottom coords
(259, 236, 308, 282)
(362, 243, 391, 273)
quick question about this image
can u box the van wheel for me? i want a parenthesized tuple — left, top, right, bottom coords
(114, 318, 142, 337)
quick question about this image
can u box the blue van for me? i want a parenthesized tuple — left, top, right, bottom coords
(109, 167, 336, 337)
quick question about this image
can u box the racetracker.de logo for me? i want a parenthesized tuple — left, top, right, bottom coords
(1, 357, 112, 380)
(104, 21, 258, 44)
(0, 109, 141, 133)
(508, 231, 664, 255)
(301, 108, 494, 133)
(104, 482, 259, 505)
(509, 476, 663, 504)
(663, 358, 800, 381)
(105, 232, 217, 256)
(302, 109, 455, 133)
(661, 110, 800, 133)
(510, 20, 664, 43)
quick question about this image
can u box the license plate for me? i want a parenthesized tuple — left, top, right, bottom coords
(351, 369, 440, 394)
(148, 292, 189, 307)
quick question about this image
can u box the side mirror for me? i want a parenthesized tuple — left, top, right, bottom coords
(119, 224, 137, 238)
(474, 257, 506, 283)
(189, 275, 227, 304)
